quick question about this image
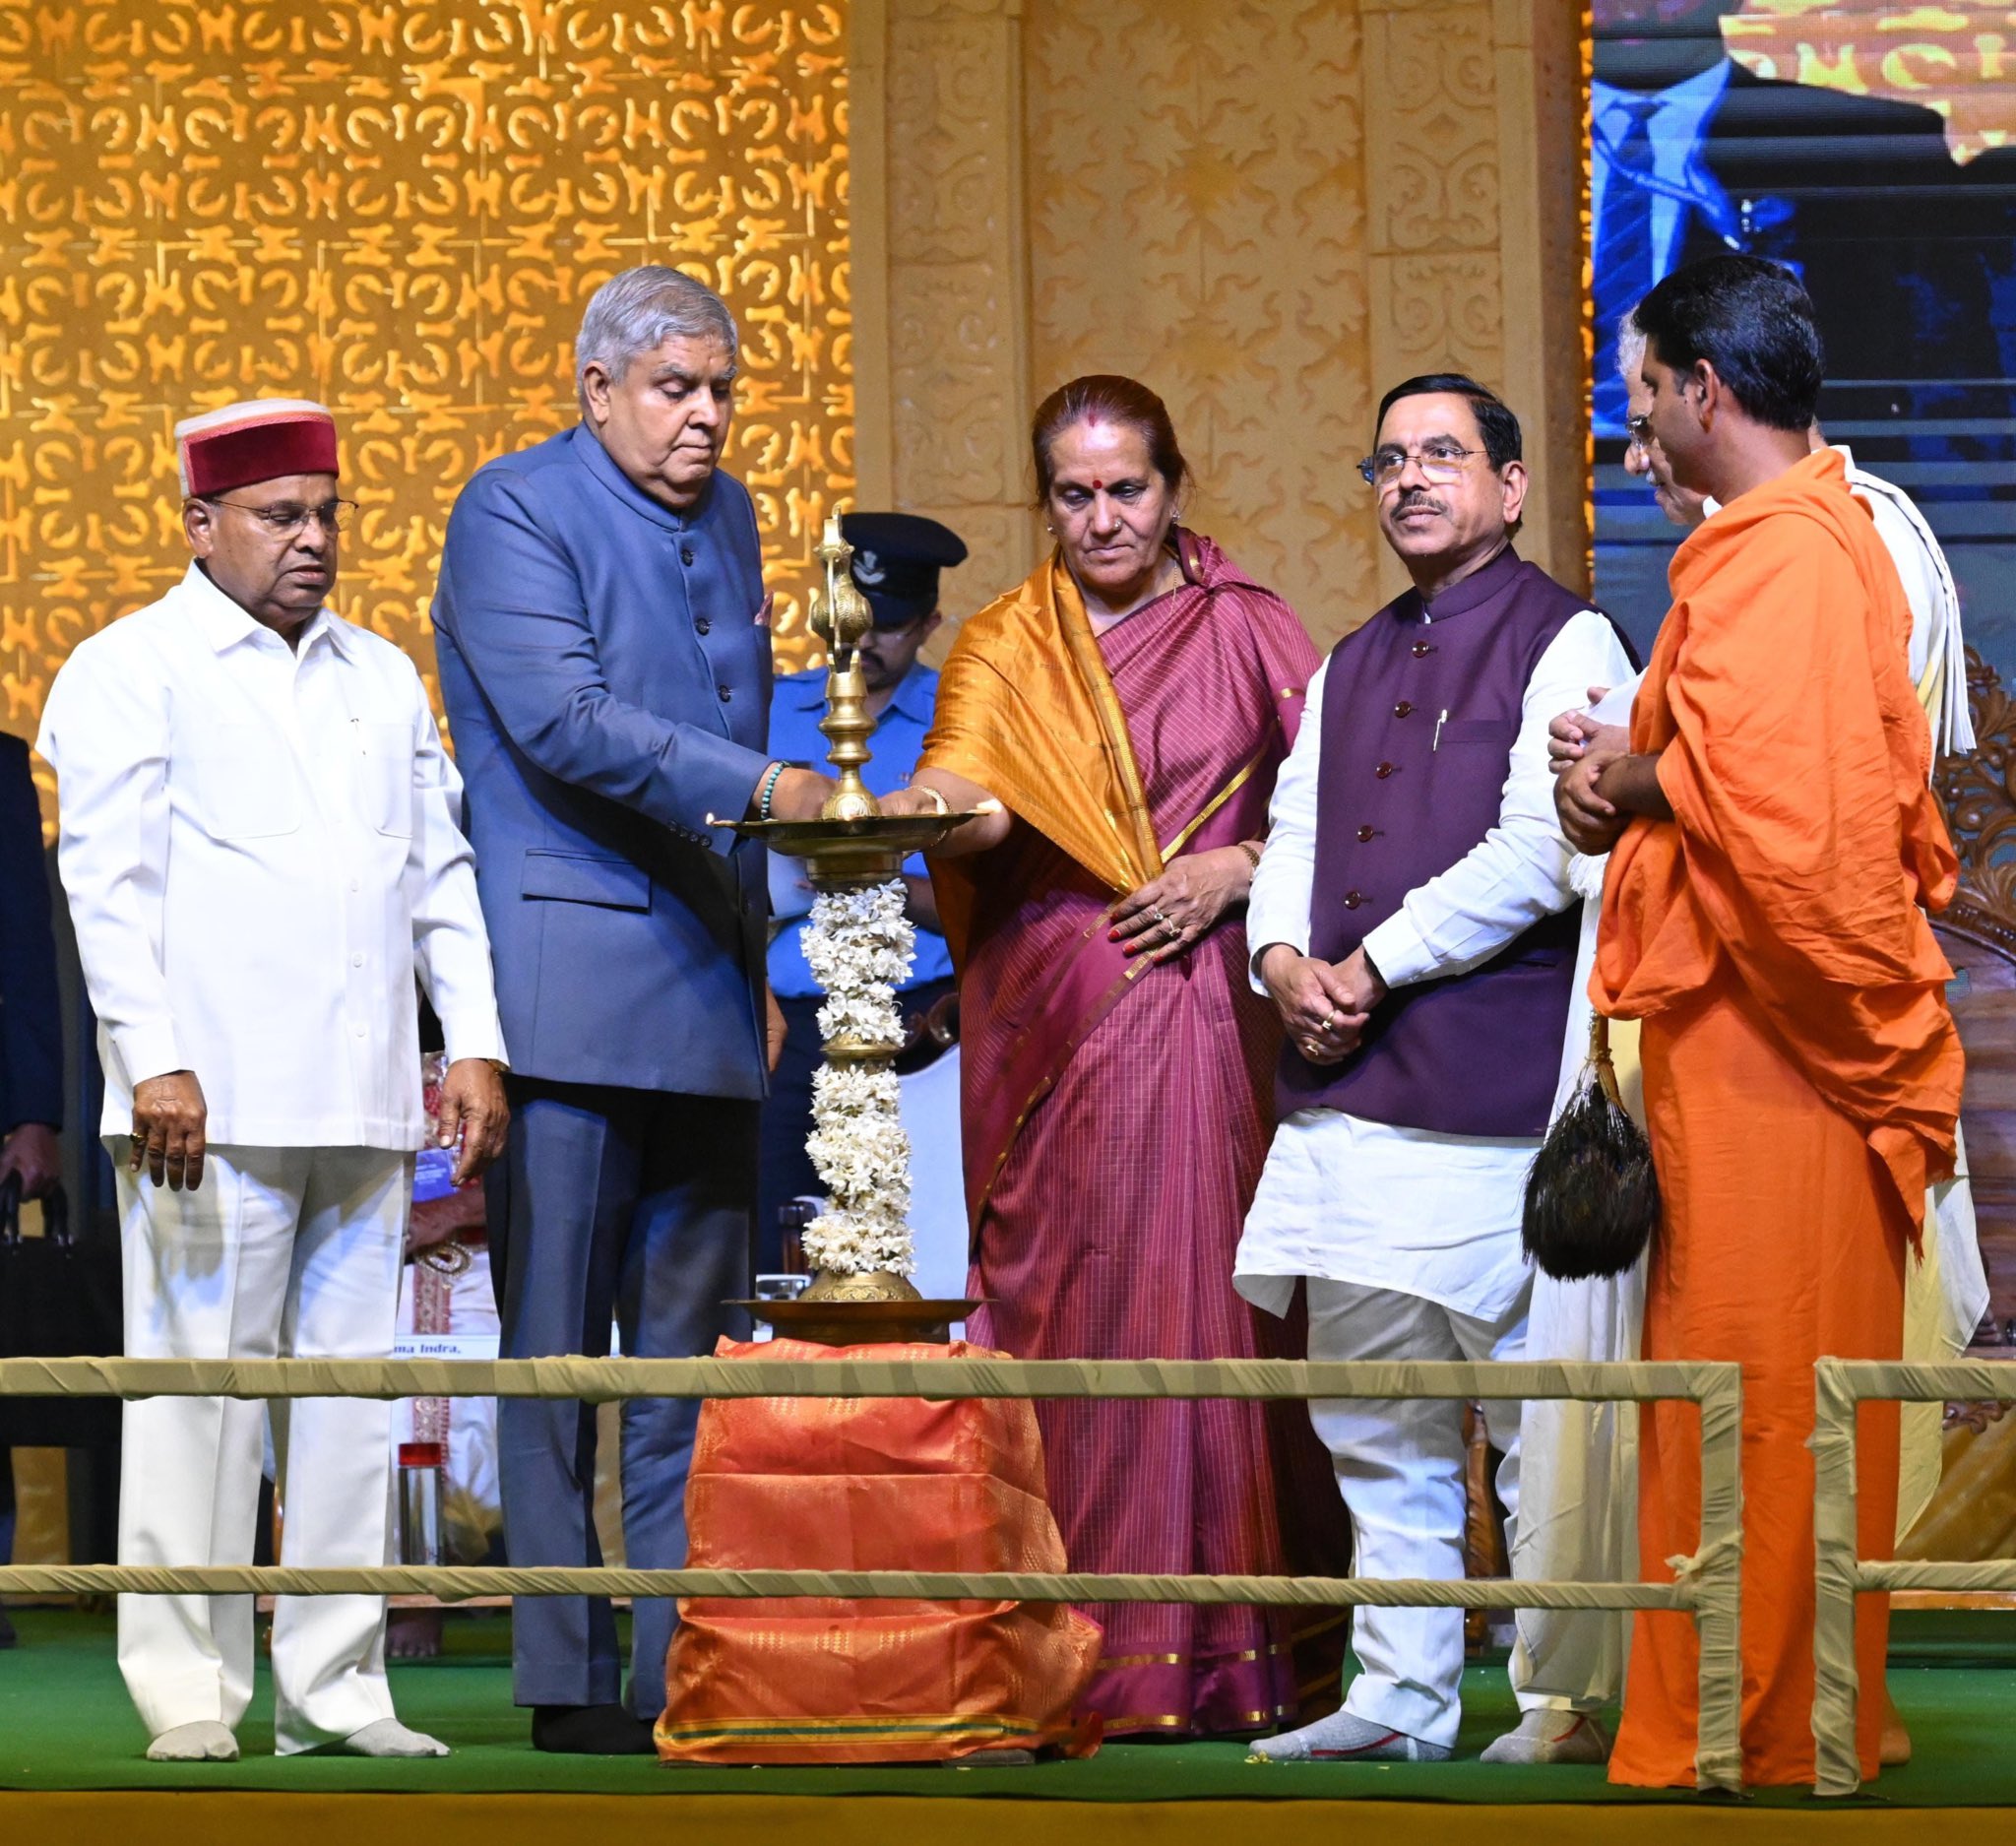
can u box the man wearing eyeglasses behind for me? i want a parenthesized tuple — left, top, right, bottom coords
(36, 399, 509, 1763)
(1236, 374, 1635, 1763)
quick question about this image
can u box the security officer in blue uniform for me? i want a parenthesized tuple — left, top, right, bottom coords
(758, 512, 966, 1271)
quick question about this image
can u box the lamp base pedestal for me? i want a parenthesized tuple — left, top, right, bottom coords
(736, 1270, 981, 1348)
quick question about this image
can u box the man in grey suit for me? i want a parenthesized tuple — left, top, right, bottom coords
(432, 267, 830, 1753)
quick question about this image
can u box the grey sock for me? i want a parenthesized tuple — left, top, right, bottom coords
(146, 1720, 239, 1762)
(338, 1717, 450, 1758)
(1248, 1709, 1451, 1763)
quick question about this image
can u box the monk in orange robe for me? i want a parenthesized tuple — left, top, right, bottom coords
(1555, 256, 1963, 1789)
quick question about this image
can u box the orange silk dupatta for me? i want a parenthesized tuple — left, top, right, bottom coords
(922, 545, 1165, 967)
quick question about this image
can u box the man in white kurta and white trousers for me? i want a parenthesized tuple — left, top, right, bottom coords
(1235, 374, 1636, 1764)
(36, 400, 510, 1762)
(1506, 328, 1990, 1764)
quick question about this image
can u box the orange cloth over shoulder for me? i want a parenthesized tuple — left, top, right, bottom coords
(919, 547, 1165, 964)
(1593, 445, 1963, 1235)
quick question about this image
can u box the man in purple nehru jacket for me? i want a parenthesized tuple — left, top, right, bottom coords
(1235, 375, 1635, 1765)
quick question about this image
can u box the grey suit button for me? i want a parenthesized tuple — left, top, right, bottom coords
(681, 544, 695, 566)
(718, 683, 732, 702)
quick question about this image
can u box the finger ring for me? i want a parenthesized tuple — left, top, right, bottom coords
(1324, 1011, 1340, 1029)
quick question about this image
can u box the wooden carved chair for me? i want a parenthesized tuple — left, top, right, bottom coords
(1930, 648, 2016, 1354)
(1899, 650, 2016, 1576)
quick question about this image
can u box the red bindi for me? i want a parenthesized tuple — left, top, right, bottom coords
(1093, 477, 1104, 491)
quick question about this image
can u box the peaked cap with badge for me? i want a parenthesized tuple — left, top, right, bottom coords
(841, 511, 968, 628)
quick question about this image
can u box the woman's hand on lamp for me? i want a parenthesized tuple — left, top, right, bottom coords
(878, 784, 949, 819)
(880, 769, 1012, 854)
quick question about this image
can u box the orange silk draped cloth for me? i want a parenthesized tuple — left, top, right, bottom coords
(1594, 446, 1964, 1789)
(921, 530, 1317, 1222)
(656, 1338, 1102, 1764)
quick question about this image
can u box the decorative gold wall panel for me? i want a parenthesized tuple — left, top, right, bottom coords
(0, 0, 854, 768)
(853, 0, 1586, 650)
(1025, 0, 1377, 641)
(848, 0, 1034, 635)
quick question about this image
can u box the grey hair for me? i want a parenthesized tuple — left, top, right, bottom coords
(1615, 311, 1646, 384)
(575, 266, 737, 413)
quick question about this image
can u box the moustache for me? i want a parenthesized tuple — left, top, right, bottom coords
(1393, 494, 1445, 517)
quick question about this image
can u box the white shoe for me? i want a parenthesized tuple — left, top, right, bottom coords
(1479, 1709, 1611, 1765)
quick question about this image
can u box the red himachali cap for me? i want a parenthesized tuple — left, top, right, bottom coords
(174, 399, 339, 498)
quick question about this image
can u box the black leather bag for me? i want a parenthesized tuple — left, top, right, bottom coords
(0, 1175, 123, 1448)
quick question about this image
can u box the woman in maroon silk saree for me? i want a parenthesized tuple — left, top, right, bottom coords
(911, 509, 1352, 1737)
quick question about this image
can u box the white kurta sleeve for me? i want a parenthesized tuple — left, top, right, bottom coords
(405, 675, 508, 1067)
(36, 644, 184, 1087)
(1246, 655, 1329, 995)
(1857, 479, 1976, 755)
(1858, 492, 1939, 676)
(1360, 608, 1637, 989)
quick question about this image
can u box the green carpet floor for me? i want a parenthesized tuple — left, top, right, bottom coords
(2, 1609, 2010, 1805)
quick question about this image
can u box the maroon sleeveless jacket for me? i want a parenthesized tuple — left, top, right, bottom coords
(1276, 547, 1604, 1137)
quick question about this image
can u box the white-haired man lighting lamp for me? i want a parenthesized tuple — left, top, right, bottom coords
(431, 267, 833, 1753)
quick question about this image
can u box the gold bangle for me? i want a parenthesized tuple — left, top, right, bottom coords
(1236, 840, 1263, 872)
(914, 784, 950, 816)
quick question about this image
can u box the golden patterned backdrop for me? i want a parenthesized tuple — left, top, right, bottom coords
(849, 0, 1579, 652)
(0, 0, 854, 776)
(1025, 0, 1378, 628)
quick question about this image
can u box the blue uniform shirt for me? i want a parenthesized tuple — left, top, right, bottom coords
(765, 664, 953, 997)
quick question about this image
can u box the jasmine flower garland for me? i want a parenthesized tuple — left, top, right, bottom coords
(800, 882, 918, 1277)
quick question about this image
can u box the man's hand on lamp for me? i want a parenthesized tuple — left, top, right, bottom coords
(754, 764, 838, 824)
